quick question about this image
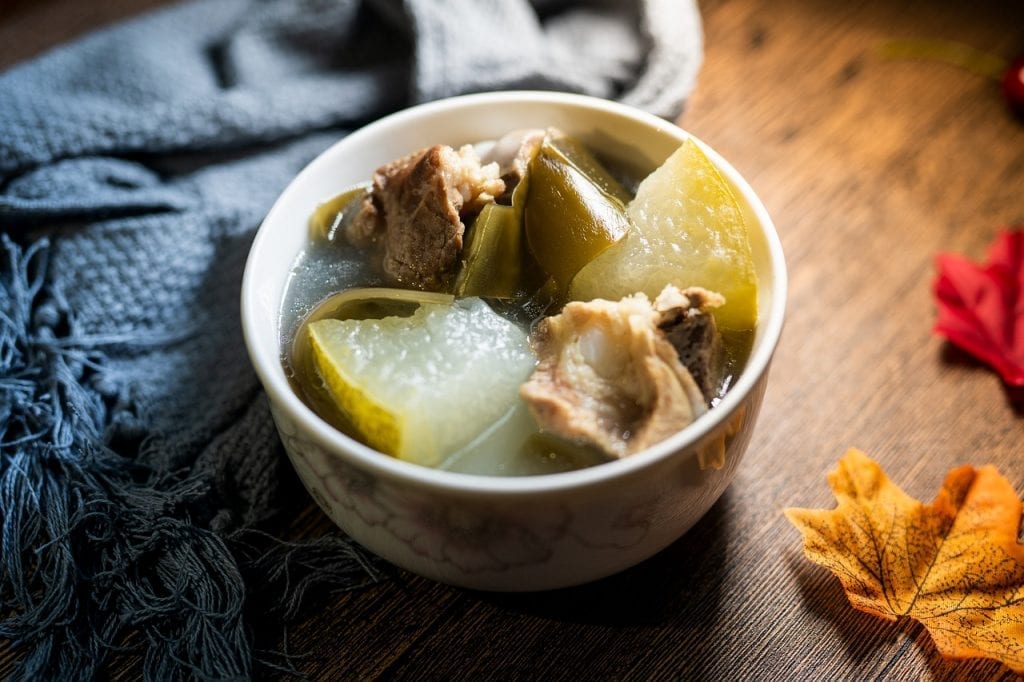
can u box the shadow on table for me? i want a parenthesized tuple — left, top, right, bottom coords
(786, 550, 898, 666)
(481, 493, 731, 628)
(940, 344, 1024, 416)
(923, 638, 1017, 681)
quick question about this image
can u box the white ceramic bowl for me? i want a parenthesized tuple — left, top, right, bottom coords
(241, 91, 786, 591)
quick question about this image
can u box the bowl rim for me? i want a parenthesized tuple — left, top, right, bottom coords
(241, 90, 787, 495)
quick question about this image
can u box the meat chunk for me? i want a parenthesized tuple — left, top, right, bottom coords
(653, 286, 725, 402)
(480, 128, 545, 193)
(520, 286, 713, 459)
(348, 145, 504, 290)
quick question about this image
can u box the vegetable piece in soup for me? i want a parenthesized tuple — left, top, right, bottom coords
(570, 138, 758, 332)
(305, 297, 535, 467)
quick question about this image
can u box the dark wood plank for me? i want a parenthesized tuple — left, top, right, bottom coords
(2, 0, 1023, 679)
(0, 0, 170, 67)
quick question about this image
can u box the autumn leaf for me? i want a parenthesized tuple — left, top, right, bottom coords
(785, 449, 1024, 673)
(933, 228, 1024, 386)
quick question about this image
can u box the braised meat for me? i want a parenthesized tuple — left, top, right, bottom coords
(348, 145, 504, 290)
(520, 285, 719, 459)
(653, 286, 725, 402)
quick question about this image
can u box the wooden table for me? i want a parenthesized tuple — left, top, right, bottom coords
(2, 0, 1022, 679)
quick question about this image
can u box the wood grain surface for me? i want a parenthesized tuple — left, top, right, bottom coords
(2, 0, 1023, 679)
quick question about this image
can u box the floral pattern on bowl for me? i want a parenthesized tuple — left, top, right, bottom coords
(274, 405, 573, 576)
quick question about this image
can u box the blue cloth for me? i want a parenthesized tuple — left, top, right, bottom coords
(0, 0, 702, 678)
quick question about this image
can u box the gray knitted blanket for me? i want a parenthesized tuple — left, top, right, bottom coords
(0, 0, 702, 677)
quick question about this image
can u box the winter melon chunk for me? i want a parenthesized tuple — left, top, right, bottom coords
(569, 138, 757, 331)
(307, 298, 536, 467)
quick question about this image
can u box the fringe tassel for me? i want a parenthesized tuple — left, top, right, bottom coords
(0, 235, 382, 679)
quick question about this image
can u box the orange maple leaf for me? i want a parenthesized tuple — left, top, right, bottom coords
(785, 448, 1024, 673)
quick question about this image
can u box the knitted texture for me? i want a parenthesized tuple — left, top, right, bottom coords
(0, 0, 702, 678)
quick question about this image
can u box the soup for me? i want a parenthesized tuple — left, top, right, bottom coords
(280, 129, 756, 476)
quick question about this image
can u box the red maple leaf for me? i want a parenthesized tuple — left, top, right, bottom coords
(934, 229, 1024, 386)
